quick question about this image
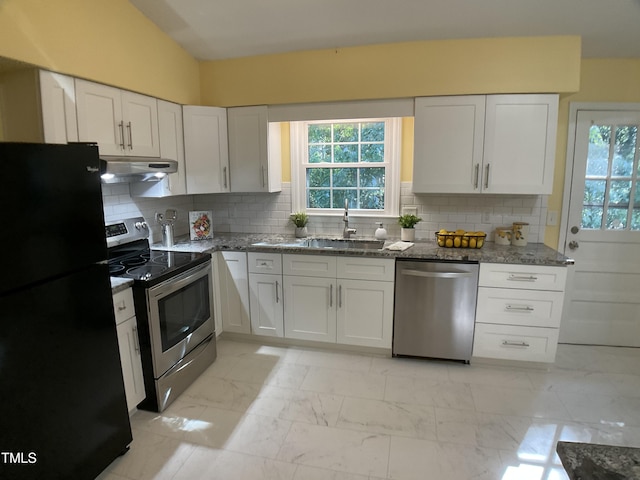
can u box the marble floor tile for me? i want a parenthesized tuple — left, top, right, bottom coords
(385, 375, 475, 410)
(471, 384, 571, 419)
(223, 356, 309, 388)
(557, 391, 640, 426)
(526, 370, 617, 395)
(129, 400, 208, 440)
(387, 436, 503, 480)
(223, 413, 293, 458)
(277, 422, 390, 477)
(369, 355, 450, 380)
(248, 385, 344, 426)
(301, 366, 387, 400)
(337, 397, 437, 440)
(180, 375, 262, 412)
(296, 349, 374, 372)
(171, 446, 297, 480)
(448, 363, 535, 389)
(293, 464, 383, 479)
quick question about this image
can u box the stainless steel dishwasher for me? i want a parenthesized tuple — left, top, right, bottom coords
(393, 259, 479, 363)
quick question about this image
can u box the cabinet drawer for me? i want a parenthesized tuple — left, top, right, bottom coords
(283, 254, 337, 278)
(248, 252, 282, 274)
(113, 288, 135, 325)
(337, 257, 394, 282)
(476, 287, 564, 328)
(479, 264, 567, 291)
(473, 323, 559, 363)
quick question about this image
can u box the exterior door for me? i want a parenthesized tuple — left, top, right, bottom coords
(560, 108, 640, 346)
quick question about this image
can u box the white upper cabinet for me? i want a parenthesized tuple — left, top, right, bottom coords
(39, 70, 79, 144)
(76, 79, 159, 157)
(131, 100, 187, 197)
(412, 94, 558, 194)
(227, 105, 281, 193)
(183, 105, 230, 194)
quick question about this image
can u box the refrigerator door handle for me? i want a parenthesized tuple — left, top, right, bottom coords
(400, 269, 474, 279)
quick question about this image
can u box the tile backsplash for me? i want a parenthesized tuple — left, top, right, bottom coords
(102, 182, 547, 243)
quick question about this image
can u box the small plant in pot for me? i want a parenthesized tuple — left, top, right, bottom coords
(290, 212, 309, 238)
(398, 214, 422, 241)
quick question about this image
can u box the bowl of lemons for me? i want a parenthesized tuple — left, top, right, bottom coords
(435, 229, 486, 249)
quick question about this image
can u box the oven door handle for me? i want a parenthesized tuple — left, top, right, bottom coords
(162, 335, 214, 380)
(149, 260, 211, 296)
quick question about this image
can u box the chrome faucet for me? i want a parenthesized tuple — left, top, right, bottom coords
(343, 198, 357, 238)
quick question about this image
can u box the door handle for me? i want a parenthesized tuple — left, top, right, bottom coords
(223, 166, 228, 189)
(329, 284, 333, 307)
(568, 240, 579, 250)
(401, 269, 474, 279)
(571, 226, 580, 234)
(118, 121, 125, 150)
(126, 121, 133, 149)
(275, 280, 280, 303)
(261, 165, 266, 188)
(505, 304, 534, 312)
(474, 164, 480, 189)
(133, 325, 140, 353)
(484, 163, 490, 189)
(338, 284, 342, 308)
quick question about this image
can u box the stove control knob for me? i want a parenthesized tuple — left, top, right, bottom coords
(134, 221, 148, 230)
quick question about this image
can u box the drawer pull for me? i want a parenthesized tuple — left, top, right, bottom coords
(117, 303, 127, 312)
(505, 304, 534, 312)
(501, 340, 530, 348)
(507, 274, 538, 282)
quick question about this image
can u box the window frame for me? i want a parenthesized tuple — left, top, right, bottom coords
(290, 117, 401, 217)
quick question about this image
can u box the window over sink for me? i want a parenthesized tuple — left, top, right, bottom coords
(290, 117, 401, 217)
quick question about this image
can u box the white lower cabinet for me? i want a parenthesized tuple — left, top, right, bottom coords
(248, 252, 284, 337)
(282, 254, 394, 348)
(217, 251, 251, 334)
(473, 263, 567, 363)
(112, 288, 145, 413)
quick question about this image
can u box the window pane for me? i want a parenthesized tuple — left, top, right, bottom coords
(333, 190, 357, 209)
(309, 145, 331, 163)
(584, 180, 606, 205)
(612, 125, 637, 176)
(360, 189, 385, 209)
(334, 144, 358, 163)
(361, 143, 384, 163)
(360, 167, 385, 187)
(333, 123, 358, 142)
(332, 168, 357, 187)
(361, 122, 384, 142)
(308, 124, 331, 143)
(582, 207, 603, 229)
(586, 125, 610, 176)
(606, 207, 627, 229)
(609, 180, 631, 206)
(308, 189, 330, 208)
(632, 209, 640, 230)
(307, 168, 330, 187)
(635, 184, 640, 208)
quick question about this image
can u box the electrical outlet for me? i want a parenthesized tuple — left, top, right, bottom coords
(402, 206, 418, 216)
(482, 211, 491, 223)
(547, 211, 558, 226)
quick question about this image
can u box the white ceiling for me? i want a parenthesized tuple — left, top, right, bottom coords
(129, 0, 640, 61)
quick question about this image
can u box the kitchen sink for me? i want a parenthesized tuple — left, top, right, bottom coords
(303, 238, 385, 250)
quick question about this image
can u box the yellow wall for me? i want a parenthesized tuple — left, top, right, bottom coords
(0, 0, 200, 104)
(200, 36, 581, 106)
(544, 58, 640, 248)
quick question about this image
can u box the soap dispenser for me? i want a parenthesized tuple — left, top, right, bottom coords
(374, 222, 387, 240)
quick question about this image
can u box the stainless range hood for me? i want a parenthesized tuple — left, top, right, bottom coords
(100, 157, 178, 183)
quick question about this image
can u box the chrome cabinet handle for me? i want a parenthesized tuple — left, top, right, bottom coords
(501, 340, 530, 348)
(133, 325, 140, 353)
(484, 163, 490, 189)
(329, 284, 333, 307)
(401, 269, 474, 279)
(261, 165, 266, 188)
(505, 304, 534, 312)
(507, 274, 538, 282)
(223, 166, 228, 189)
(474, 163, 480, 189)
(126, 121, 133, 149)
(338, 285, 342, 308)
(117, 303, 127, 312)
(275, 280, 280, 303)
(118, 121, 125, 150)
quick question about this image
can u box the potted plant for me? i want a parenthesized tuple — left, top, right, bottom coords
(398, 214, 422, 241)
(290, 211, 309, 238)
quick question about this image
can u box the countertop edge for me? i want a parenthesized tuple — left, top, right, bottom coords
(557, 441, 640, 479)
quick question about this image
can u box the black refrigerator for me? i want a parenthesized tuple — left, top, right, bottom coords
(0, 143, 132, 480)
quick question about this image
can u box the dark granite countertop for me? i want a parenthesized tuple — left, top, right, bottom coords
(557, 441, 640, 479)
(151, 233, 573, 266)
(110, 277, 134, 294)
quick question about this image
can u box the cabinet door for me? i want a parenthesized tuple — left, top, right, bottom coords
(337, 279, 394, 348)
(76, 79, 123, 155)
(284, 276, 336, 342)
(116, 316, 146, 412)
(228, 105, 269, 193)
(249, 273, 284, 337)
(121, 91, 159, 157)
(39, 70, 78, 143)
(218, 252, 250, 334)
(412, 96, 485, 193)
(483, 94, 558, 194)
(131, 100, 186, 197)
(183, 105, 230, 194)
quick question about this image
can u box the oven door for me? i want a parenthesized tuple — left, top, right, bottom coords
(146, 260, 214, 377)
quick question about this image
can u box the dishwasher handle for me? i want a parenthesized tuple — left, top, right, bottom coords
(400, 269, 474, 279)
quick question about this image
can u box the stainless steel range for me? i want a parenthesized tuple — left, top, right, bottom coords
(106, 217, 216, 412)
